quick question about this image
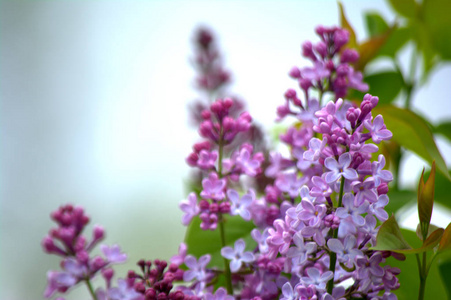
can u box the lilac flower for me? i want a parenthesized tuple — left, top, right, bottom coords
(197, 150, 218, 170)
(324, 153, 358, 183)
(200, 172, 226, 200)
(356, 253, 385, 291)
(170, 242, 187, 266)
(44, 271, 77, 298)
(199, 212, 218, 230)
(303, 137, 327, 161)
(297, 199, 326, 227)
(265, 152, 294, 178)
(275, 172, 306, 198)
(106, 279, 144, 300)
(100, 244, 127, 264)
(180, 192, 200, 225)
(267, 219, 292, 255)
(227, 189, 254, 220)
(327, 235, 363, 265)
(280, 282, 298, 300)
(205, 287, 234, 300)
(234, 146, 263, 177)
(221, 239, 255, 272)
(310, 176, 332, 198)
(368, 194, 389, 222)
(301, 61, 331, 81)
(286, 232, 317, 265)
(370, 155, 393, 187)
(362, 215, 379, 246)
(335, 193, 368, 226)
(301, 226, 327, 246)
(351, 179, 377, 205)
(183, 254, 211, 282)
(364, 115, 392, 144)
(301, 267, 334, 290)
(251, 228, 270, 254)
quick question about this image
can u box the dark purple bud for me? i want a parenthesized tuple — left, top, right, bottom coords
(93, 225, 105, 241)
(341, 48, 359, 63)
(289, 67, 301, 78)
(336, 64, 349, 76)
(334, 29, 350, 49)
(302, 41, 316, 61)
(284, 89, 297, 100)
(185, 153, 198, 167)
(315, 41, 327, 58)
(201, 109, 211, 120)
(377, 182, 389, 195)
(299, 78, 312, 91)
(199, 200, 209, 210)
(219, 202, 231, 213)
(223, 98, 233, 109)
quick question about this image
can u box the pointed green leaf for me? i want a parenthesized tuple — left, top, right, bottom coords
(412, 21, 438, 81)
(184, 215, 256, 267)
(434, 121, 451, 143)
(438, 223, 451, 252)
(373, 105, 450, 180)
(338, 2, 357, 50)
(418, 162, 436, 235)
(365, 12, 389, 37)
(387, 0, 418, 19)
(373, 215, 412, 251)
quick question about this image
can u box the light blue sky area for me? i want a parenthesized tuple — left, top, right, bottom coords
(1, 1, 450, 299)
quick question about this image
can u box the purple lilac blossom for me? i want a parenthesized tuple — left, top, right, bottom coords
(221, 239, 255, 272)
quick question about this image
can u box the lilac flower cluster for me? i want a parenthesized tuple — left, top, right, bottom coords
(178, 26, 401, 300)
(42, 204, 128, 299)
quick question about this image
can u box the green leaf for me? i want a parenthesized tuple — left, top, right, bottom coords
(373, 215, 412, 251)
(395, 228, 444, 254)
(438, 223, 451, 252)
(365, 71, 403, 104)
(434, 121, 451, 143)
(373, 105, 450, 180)
(423, 0, 451, 60)
(338, 2, 358, 50)
(387, 0, 418, 19)
(184, 215, 256, 267)
(377, 26, 412, 58)
(365, 12, 389, 37)
(386, 229, 448, 299)
(417, 161, 436, 236)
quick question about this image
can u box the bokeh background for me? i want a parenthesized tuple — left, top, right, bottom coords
(1, 1, 450, 299)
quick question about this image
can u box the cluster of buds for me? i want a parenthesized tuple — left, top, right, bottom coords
(42, 204, 127, 298)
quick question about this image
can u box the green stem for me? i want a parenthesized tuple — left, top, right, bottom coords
(326, 176, 345, 294)
(85, 278, 98, 300)
(217, 135, 233, 295)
